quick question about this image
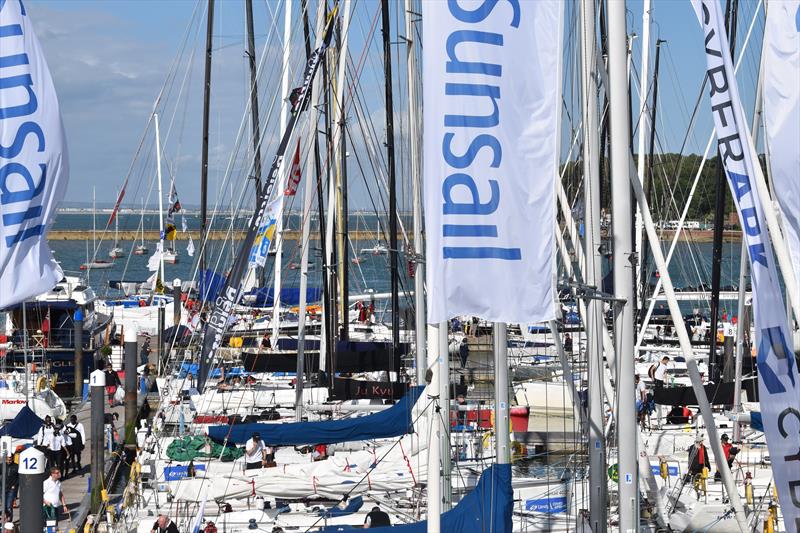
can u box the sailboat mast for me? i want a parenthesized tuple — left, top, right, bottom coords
(245, 0, 263, 200)
(199, 0, 214, 281)
(92, 187, 97, 260)
(579, 0, 607, 529)
(381, 0, 400, 356)
(640, 39, 664, 312)
(335, 12, 350, 342)
(609, 1, 638, 529)
(155, 113, 166, 283)
(404, 0, 425, 386)
(295, 0, 325, 421)
(635, 0, 651, 308)
(709, 0, 739, 382)
(271, 0, 292, 343)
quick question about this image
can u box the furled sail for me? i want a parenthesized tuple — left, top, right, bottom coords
(207, 385, 423, 445)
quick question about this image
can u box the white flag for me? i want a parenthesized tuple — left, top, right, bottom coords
(186, 236, 195, 257)
(422, 0, 562, 323)
(693, 2, 800, 528)
(190, 491, 207, 533)
(147, 242, 162, 272)
(763, 0, 800, 306)
(0, 0, 69, 308)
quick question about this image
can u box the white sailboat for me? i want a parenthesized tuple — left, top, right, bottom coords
(108, 207, 125, 258)
(81, 188, 114, 270)
(134, 200, 149, 255)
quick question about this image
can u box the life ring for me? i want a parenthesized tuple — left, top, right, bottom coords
(35, 376, 47, 392)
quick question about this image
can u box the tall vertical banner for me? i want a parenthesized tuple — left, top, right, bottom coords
(0, 0, 69, 309)
(693, 1, 800, 529)
(422, 0, 561, 324)
(764, 0, 800, 307)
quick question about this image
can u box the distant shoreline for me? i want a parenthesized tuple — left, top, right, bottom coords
(46, 229, 743, 242)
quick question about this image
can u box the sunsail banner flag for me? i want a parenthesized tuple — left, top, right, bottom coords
(0, 0, 69, 309)
(693, 1, 800, 529)
(422, 0, 561, 324)
(763, 0, 800, 306)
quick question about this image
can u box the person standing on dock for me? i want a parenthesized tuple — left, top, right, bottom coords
(50, 424, 67, 478)
(104, 363, 121, 407)
(65, 414, 85, 476)
(2, 454, 17, 520)
(41, 468, 67, 524)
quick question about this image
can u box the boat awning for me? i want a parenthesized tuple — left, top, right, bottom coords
(4, 300, 77, 311)
(207, 385, 424, 445)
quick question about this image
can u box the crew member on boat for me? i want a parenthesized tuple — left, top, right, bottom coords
(244, 432, 266, 470)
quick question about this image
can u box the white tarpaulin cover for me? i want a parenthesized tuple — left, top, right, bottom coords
(693, 1, 800, 529)
(763, 0, 800, 306)
(0, 0, 69, 308)
(422, 0, 562, 323)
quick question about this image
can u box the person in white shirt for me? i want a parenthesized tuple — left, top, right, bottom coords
(244, 433, 265, 470)
(42, 468, 67, 524)
(50, 424, 67, 477)
(65, 414, 86, 476)
(35, 416, 55, 447)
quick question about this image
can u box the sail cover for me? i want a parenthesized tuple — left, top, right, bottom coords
(0, 0, 69, 309)
(0, 405, 43, 438)
(320, 464, 512, 533)
(207, 386, 423, 445)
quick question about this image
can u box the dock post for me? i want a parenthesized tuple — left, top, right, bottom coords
(124, 326, 139, 446)
(173, 278, 182, 327)
(74, 307, 84, 400)
(90, 369, 106, 512)
(18, 447, 45, 532)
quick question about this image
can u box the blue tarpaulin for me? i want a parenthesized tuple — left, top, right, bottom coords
(200, 269, 226, 303)
(318, 496, 364, 518)
(320, 464, 512, 533)
(178, 362, 249, 379)
(0, 405, 44, 438)
(243, 287, 322, 307)
(208, 386, 424, 445)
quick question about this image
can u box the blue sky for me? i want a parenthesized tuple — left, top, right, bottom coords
(23, 0, 765, 207)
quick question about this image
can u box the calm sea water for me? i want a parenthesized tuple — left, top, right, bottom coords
(49, 212, 748, 315)
(49, 212, 410, 300)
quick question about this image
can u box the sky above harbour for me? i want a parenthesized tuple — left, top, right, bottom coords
(23, 0, 765, 208)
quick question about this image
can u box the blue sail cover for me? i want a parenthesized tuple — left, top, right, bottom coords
(243, 287, 322, 307)
(321, 464, 512, 533)
(208, 386, 423, 445)
(0, 405, 44, 438)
